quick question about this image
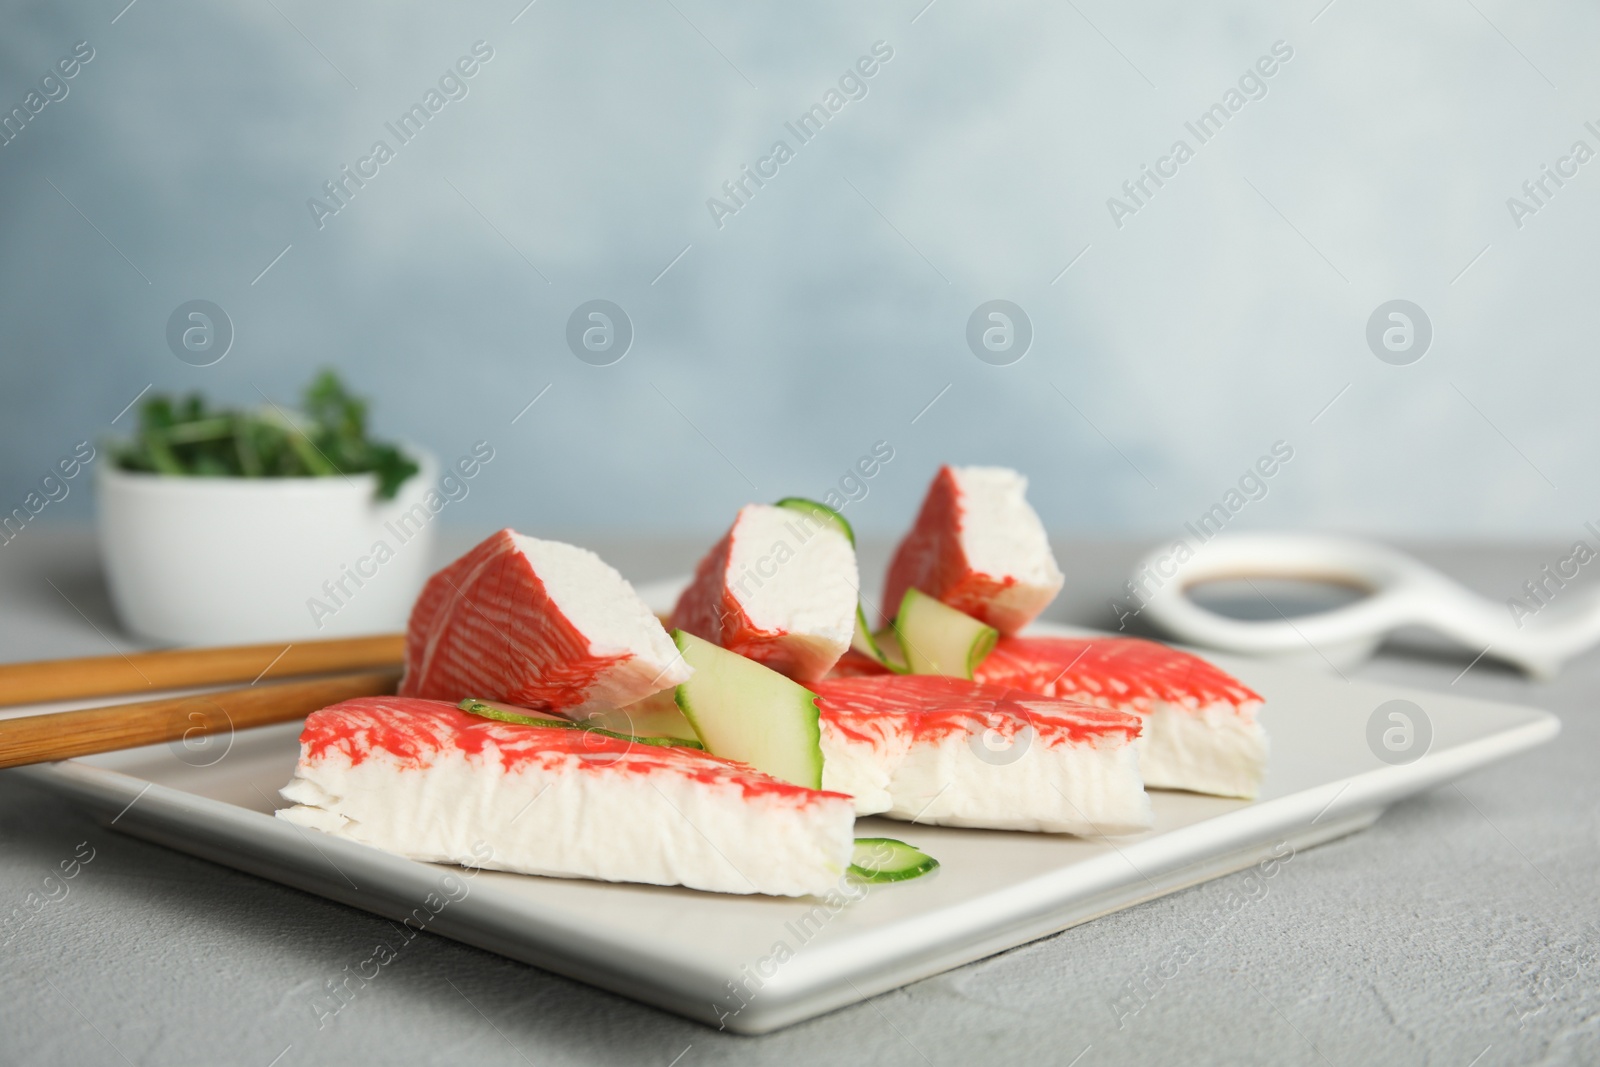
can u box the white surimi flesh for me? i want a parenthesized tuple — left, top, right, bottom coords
(277, 698, 856, 897)
(812, 678, 1153, 837)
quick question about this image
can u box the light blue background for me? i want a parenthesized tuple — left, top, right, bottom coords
(1, 1, 1594, 541)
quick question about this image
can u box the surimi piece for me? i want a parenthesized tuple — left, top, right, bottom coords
(812, 676, 1152, 836)
(399, 529, 690, 717)
(277, 697, 856, 897)
(883, 466, 1064, 635)
(671, 503, 859, 683)
(973, 636, 1269, 799)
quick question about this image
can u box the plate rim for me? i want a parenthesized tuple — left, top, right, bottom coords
(7, 613, 1562, 1033)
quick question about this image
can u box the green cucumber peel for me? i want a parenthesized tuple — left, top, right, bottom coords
(456, 699, 704, 750)
(773, 496, 854, 545)
(848, 837, 940, 883)
(851, 605, 909, 673)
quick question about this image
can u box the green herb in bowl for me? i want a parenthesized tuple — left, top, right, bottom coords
(114, 371, 419, 500)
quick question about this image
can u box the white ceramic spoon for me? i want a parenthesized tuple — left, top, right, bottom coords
(1132, 533, 1600, 680)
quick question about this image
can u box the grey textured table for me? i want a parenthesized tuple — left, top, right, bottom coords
(2, 528, 1596, 1067)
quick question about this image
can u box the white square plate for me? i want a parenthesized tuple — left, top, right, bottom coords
(10, 596, 1559, 1033)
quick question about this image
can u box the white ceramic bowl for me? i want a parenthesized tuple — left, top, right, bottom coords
(97, 451, 439, 645)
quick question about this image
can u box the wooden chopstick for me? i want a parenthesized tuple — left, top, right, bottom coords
(0, 668, 403, 770)
(0, 633, 405, 708)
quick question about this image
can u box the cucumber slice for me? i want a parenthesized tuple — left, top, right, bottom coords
(460, 697, 575, 723)
(774, 496, 853, 545)
(586, 690, 701, 745)
(457, 698, 574, 730)
(851, 605, 909, 673)
(848, 837, 940, 883)
(456, 698, 704, 750)
(894, 588, 999, 679)
(671, 630, 824, 789)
